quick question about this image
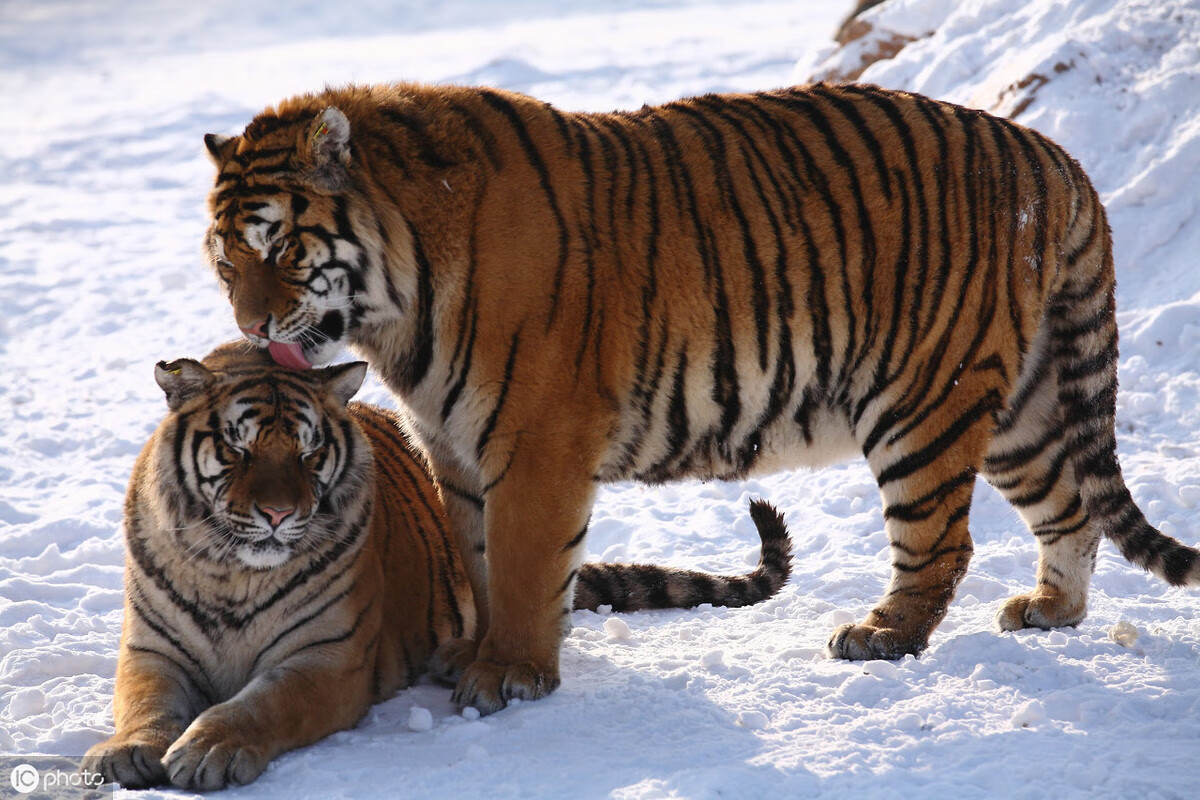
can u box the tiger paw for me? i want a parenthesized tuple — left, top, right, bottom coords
(81, 735, 169, 789)
(826, 622, 926, 660)
(429, 637, 479, 686)
(163, 724, 268, 791)
(996, 592, 1086, 632)
(451, 659, 561, 716)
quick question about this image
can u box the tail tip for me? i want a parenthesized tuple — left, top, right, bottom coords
(747, 497, 782, 526)
(747, 497, 793, 547)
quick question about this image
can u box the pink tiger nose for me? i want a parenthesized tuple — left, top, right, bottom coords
(258, 505, 295, 529)
(241, 320, 269, 339)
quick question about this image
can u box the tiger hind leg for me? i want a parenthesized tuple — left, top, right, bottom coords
(982, 325, 1099, 631)
(992, 202, 1200, 625)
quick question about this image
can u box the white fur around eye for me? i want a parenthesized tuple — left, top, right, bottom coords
(243, 200, 286, 260)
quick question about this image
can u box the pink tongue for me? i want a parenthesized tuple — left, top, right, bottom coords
(268, 341, 313, 370)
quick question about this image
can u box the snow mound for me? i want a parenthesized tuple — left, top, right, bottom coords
(3, 1, 1200, 798)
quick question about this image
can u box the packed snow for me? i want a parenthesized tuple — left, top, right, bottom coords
(2, 0, 1198, 797)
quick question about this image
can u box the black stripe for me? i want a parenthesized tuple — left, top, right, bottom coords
(675, 99, 772, 372)
(127, 598, 213, 703)
(441, 298, 478, 423)
(250, 586, 354, 673)
(477, 90, 571, 325)
(876, 392, 1001, 487)
(276, 596, 375, 663)
(445, 99, 503, 169)
(356, 405, 469, 638)
(884, 469, 977, 522)
(640, 110, 741, 444)
(703, 98, 800, 442)
(638, 349, 690, 482)
(396, 221, 436, 390)
(246, 517, 368, 625)
(569, 117, 600, 374)
(819, 85, 893, 201)
(561, 524, 589, 553)
(126, 514, 220, 636)
(556, 569, 579, 600)
(380, 106, 458, 168)
(983, 426, 1064, 474)
(761, 89, 868, 395)
(476, 328, 522, 460)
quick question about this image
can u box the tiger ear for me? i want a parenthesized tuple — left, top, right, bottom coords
(319, 361, 368, 406)
(204, 133, 239, 167)
(300, 108, 352, 191)
(155, 359, 216, 411)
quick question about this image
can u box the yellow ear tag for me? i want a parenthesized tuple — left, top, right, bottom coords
(313, 121, 329, 142)
(167, 367, 182, 375)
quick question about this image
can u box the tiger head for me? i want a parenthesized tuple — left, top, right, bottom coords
(153, 343, 371, 570)
(202, 101, 407, 371)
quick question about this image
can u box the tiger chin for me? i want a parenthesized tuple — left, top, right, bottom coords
(82, 342, 792, 791)
(200, 81, 1200, 716)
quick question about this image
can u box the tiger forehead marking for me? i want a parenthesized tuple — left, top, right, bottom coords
(217, 383, 323, 453)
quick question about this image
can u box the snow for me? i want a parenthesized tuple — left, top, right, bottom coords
(2, 0, 1198, 797)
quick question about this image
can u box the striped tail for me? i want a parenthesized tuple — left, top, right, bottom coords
(1054, 180, 1200, 586)
(573, 500, 793, 612)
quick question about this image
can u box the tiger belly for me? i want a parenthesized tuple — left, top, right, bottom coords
(598, 399, 861, 483)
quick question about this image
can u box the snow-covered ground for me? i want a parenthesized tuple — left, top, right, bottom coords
(3, 0, 1199, 797)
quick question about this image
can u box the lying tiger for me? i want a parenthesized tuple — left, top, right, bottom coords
(200, 81, 1200, 715)
(81, 343, 792, 790)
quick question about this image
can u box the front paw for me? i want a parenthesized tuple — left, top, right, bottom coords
(163, 720, 268, 791)
(452, 660, 560, 716)
(81, 735, 170, 789)
(827, 622, 926, 660)
(429, 637, 478, 686)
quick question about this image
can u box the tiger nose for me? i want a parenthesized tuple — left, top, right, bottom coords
(241, 320, 269, 339)
(257, 505, 295, 529)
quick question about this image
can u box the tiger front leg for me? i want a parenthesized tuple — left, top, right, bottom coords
(452, 447, 596, 715)
(81, 647, 205, 789)
(829, 400, 994, 660)
(163, 650, 375, 790)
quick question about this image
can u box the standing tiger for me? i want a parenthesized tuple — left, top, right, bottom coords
(201, 81, 1200, 716)
(81, 343, 792, 790)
